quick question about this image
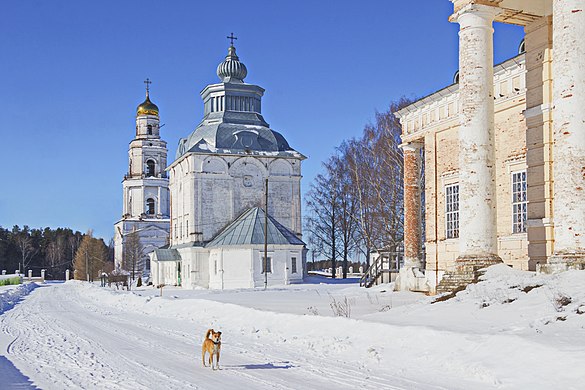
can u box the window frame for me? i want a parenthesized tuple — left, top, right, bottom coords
(445, 183, 460, 239)
(511, 170, 527, 234)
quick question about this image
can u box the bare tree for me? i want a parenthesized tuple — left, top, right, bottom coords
(122, 230, 144, 282)
(68, 235, 81, 267)
(46, 236, 65, 270)
(73, 230, 108, 281)
(330, 152, 360, 278)
(305, 158, 342, 278)
(14, 234, 37, 274)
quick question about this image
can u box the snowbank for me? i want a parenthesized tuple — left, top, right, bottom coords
(0, 282, 38, 314)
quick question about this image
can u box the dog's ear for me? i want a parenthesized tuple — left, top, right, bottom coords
(218, 331, 222, 336)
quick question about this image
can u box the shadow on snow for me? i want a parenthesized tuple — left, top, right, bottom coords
(225, 361, 296, 370)
(0, 356, 39, 389)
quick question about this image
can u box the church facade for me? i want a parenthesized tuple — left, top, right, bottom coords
(150, 42, 306, 289)
(114, 84, 170, 275)
(395, 0, 585, 293)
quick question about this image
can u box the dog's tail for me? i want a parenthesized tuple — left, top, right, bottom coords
(205, 329, 213, 339)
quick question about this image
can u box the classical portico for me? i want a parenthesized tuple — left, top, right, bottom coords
(395, 0, 585, 293)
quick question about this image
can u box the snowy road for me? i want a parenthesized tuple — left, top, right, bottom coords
(0, 283, 438, 390)
(4, 270, 583, 390)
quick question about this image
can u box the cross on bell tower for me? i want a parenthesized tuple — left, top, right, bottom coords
(226, 33, 237, 46)
(144, 78, 152, 97)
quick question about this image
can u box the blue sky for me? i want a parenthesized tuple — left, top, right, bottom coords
(0, 0, 524, 241)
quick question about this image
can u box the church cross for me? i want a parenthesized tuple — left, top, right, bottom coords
(144, 78, 152, 94)
(226, 33, 238, 46)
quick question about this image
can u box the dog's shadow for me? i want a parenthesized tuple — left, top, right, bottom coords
(225, 361, 296, 370)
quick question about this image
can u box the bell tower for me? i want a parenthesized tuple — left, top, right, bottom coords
(114, 80, 171, 273)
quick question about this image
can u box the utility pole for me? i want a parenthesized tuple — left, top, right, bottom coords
(264, 178, 268, 290)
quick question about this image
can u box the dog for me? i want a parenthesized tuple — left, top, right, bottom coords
(202, 329, 222, 370)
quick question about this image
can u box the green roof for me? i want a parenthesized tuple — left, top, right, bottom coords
(153, 248, 181, 261)
(206, 207, 305, 248)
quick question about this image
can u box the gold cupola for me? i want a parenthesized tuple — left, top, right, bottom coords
(136, 78, 159, 116)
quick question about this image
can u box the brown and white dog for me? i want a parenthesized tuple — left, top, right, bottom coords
(202, 329, 222, 370)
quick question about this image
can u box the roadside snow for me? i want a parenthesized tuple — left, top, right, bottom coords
(1, 267, 584, 389)
(0, 282, 38, 315)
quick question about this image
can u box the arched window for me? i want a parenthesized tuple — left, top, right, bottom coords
(146, 198, 155, 215)
(146, 160, 155, 177)
(518, 38, 526, 55)
(147, 125, 153, 135)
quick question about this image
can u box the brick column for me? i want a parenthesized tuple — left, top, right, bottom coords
(549, 0, 585, 268)
(403, 142, 422, 269)
(395, 142, 428, 292)
(454, 4, 502, 265)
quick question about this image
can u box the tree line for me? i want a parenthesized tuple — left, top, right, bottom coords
(305, 98, 416, 278)
(0, 225, 113, 280)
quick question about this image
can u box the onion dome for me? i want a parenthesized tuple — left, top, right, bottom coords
(136, 91, 159, 116)
(216, 45, 248, 83)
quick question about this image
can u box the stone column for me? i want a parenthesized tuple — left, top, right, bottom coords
(395, 142, 428, 292)
(403, 142, 423, 269)
(454, 4, 502, 265)
(549, 0, 585, 268)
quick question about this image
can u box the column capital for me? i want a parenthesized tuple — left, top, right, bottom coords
(400, 141, 423, 152)
(450, 3, 501, 25)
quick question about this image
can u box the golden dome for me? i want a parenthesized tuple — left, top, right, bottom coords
(136, 93, 159, 116)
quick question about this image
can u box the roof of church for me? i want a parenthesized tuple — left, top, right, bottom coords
(206, 207, 305, 248)
(174, 43, 304, 161)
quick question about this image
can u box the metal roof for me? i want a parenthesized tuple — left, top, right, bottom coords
(206, 207, 305, 248)
(153, 248, 181, 262)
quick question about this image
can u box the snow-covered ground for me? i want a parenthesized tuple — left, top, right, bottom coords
(1, 265, 584, 389)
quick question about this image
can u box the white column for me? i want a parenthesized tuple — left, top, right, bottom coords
(550, 0, 585, 264)
(455, 4, 501, 262)
(158, 186, 161, 216)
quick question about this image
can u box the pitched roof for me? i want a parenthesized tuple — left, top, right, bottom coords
(206, 207, 305, 248)
(153, 248, 181, 261)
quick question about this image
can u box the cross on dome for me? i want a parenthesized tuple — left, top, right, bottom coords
(226, 33, 237, 46)
(144, 78, 152, 96)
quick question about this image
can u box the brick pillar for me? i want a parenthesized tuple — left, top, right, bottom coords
(395, 141, 428, 292)
(403, 142, 422, 269)
(454, 4, 502, 265)
(548, 0, 585, 268)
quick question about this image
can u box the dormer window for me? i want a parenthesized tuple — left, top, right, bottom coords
(146, 160, 156, 177)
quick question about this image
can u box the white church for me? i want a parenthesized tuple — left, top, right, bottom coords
(145, 41, 307, 289)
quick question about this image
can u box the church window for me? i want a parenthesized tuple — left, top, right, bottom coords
(291, 257, 297, 274)
(147, 125, 152, 135)
(214, 260, 218, 275)
(445, 184, 459, 239)
(512, 171, 527, 233)
(262, 256, 272, 273)
(146, 198, 155, 215)
(146, 160, 155, 177)
(211, 97, 215, 112)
